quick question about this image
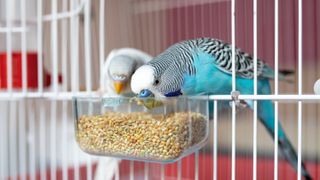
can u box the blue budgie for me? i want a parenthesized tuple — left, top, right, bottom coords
(131, 38, 312, 180)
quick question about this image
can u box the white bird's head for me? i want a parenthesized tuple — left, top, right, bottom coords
(131, 65, 159, 97)
(131, 62, 184, 98)
(108, 55, 137, 94)
(131, 63, 184, 98)
(131, 46, 185, 98)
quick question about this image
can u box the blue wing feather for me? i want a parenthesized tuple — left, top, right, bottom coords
(182, 50, 311, 179)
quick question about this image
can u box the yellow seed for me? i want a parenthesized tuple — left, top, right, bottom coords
(76, 111, 206, 160)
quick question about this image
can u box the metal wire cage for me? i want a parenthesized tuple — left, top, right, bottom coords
(0, 0, 320, 180)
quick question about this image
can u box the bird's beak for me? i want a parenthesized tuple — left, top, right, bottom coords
(114, 81, 124, 94)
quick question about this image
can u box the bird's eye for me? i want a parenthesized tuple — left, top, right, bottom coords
(154, 79, 160, 85)
(139, 89, 152, 97)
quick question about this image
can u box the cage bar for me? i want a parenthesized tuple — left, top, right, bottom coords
(18, 100, 27, 180)
(161, 164, 165, 180)
(253, 0, 258, 179)
(161, 107, 167, 180)
(42, 0, 86, 22)
(274, 0, 279, 179)
(70, 0, 80, 93)
(84, 1, 93, 178)
(37, 0, 43, 93)
(62, 101, 69, 180)
(50, 100, 57, 180)
(177, 160, 181, 180)
(74, 135, 80, 180)
(84, 0, 92, 93)
(61, 0, 68, 92)
(38, 100, 46, 180)
(86, 106, 93, 179)
(0, 27, 25, 33)
(231, 0, 236, 179)
(128, 104, 135, 180)
(73, 136, 80, 179)
(2, 93, 320, 101)
(21, 0, 27, 93)
(130, 161, 134, 180)
(99, 0, 105, 90)
(9, 101, 17, 179)
(297, 0, 303, 179)
(28, 100, 36, 180)
(51, 0, 58, 93)
(0, 102, 8, 179)
(6, 0, 13, 93)
(86, 139, 92, 179)
(195, 151, 199, 180)
(213, 100, 218, 180)
(298, 101, 302, 180)
(114, 165, 119, 180)
(144, 162, 149, 180)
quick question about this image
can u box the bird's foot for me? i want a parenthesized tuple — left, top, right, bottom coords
(229, 100, 247, 109)
(229, 91, 247, 109)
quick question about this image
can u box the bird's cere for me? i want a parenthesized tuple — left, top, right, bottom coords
(131, 65, 155, 94)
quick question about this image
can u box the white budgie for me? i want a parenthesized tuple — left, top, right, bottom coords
(95, 48, 152, 180)
(100, 48, 153, 96)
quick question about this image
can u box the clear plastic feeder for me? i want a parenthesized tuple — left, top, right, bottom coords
(73, 96, 209, 163)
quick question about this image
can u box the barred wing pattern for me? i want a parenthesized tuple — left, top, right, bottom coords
(194, 38, 266, 79)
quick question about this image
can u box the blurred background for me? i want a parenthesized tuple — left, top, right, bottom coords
(0, 0, 319, 179)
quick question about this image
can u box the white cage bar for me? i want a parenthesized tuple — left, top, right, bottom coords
(2, 92, 320, 101)
(18, 100, 27, 180)
(297, 0, 303, 179)
(6, 0, 13, 93)
(253, 0, 258, 179)
(51, 0, 58, 93)
(274, 0, 279, 178)
(37, 0, 43, 93)
(231, 0, 236, 178)
(21, 0, 27, 93)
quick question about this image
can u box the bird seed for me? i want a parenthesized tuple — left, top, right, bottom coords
(76, 112, 207, 161)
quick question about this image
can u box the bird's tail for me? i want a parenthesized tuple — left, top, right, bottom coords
(262, 66, 294, 83)
(279, 69, 295, 76)
(278, 136, 312, 180)
(256, 100, 312, 180)
(279, 69, 295, 83)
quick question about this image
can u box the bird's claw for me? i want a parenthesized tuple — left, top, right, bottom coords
(229, 91, 247, 109)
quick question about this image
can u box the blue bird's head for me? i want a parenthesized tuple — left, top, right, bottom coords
(138, 89, 154, 98)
